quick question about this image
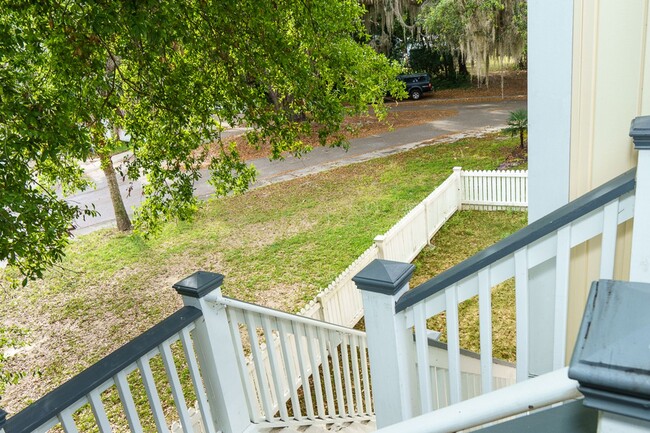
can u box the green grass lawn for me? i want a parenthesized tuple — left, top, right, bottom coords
(0, 133, 525, 414)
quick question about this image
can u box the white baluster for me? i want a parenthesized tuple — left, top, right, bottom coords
(478, 268, 493, 394)
(514, 248, 530, 382)
(445, 284, 462, 404)
(293, 322, 315, 420)
(136, 355, 170, 433)
(261, 316, 290, 421)
(317, 327, 336, 416)
(553, 226, 571, 368)
(180, 328, 218, 433)
(88, 389, 114, 433)
(340, 334, 355, 414)
(305, 325, 326, 418)
(278, 319, 302, 418)
(329, 331, 347, 417)
(160, 341, 193, 432)
(414, 303, 433, 413)
(359, 337, 373, 413)
(58, 408, 79, 433)
(226, 309, 261, 422)
(243, 312, 274, 420)
(350, 335, 364, 415)
(115, 370, 144, 432)
(600, 200, 620, 279)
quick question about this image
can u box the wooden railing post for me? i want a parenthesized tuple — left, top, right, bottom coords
(173, 271, 250, 433)
(629, 117, 650, 283)
(353, 259, 418, 428)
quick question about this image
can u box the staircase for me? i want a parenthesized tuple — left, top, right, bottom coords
(255, 419, 376, 433)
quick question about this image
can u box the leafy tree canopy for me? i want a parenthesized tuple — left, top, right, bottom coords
(420, 0, 526, 85)
(0, 0, 404, 282)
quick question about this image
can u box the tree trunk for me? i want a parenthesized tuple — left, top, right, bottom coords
(484, 52, 490, 89)
(458, 53, 468, 76)
(501, 72, 504, 99)
(520, 129, 525, 149)
(99, 152, 132, 231)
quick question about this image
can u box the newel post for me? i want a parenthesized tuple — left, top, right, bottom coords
(629, 117, 650, 283)
(353, 259, 418, 428)
(173, 271, 249, 433)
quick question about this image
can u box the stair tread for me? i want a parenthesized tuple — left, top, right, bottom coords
(254, 418, 376, 433)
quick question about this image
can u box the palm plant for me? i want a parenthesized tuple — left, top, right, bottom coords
(504, 109, 528, 149)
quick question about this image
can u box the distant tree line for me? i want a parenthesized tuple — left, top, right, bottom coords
(361, 0, 527, 87)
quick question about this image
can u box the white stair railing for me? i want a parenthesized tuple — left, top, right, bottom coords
(216, 297, 373, 424)
(355, 169, 636, 428)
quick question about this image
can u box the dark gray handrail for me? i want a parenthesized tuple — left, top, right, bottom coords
(395, 168, 636, 313)
(3, 306, 202, 433)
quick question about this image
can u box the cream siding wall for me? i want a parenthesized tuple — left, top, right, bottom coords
(566, 0, 650, 358)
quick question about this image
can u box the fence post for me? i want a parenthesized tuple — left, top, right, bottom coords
(173, 271, 250, 433)
(374, 234, 387, 259)
(353, 259, 418, 428)
(453, 166, 463, 209)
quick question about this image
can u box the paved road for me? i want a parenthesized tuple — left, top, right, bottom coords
(70, 98, 526, 234)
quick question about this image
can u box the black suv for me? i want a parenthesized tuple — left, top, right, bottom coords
(397, 73, 433, 100)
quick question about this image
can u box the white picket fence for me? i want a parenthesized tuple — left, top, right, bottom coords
(299, 167, 528, 328)
(461, 169, 528, 210)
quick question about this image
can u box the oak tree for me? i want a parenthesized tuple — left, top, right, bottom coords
(0, 0, 404, 282)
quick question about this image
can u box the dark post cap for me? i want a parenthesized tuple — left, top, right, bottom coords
(629, 116, 650, 149)
(352, 259, 415, 296)
(569, 279, 650, 421)
(173, 271, 224, 298)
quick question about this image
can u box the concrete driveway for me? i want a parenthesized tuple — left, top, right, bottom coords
(70, 98, 527, 234)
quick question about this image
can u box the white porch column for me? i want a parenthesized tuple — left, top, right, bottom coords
(353, 259, 418, 428)
(629, 116, 650, 283)
(173, 271, 250, 433)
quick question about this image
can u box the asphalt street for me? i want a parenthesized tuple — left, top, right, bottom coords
(69, 98, 527, 234)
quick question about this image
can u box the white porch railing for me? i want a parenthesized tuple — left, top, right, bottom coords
(300, 167, 528, 328)
(218, 297, 373, 424)
(1, 307, 217, 433)
(355, 169, 635, 428)
(2, 272, 373, 433)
